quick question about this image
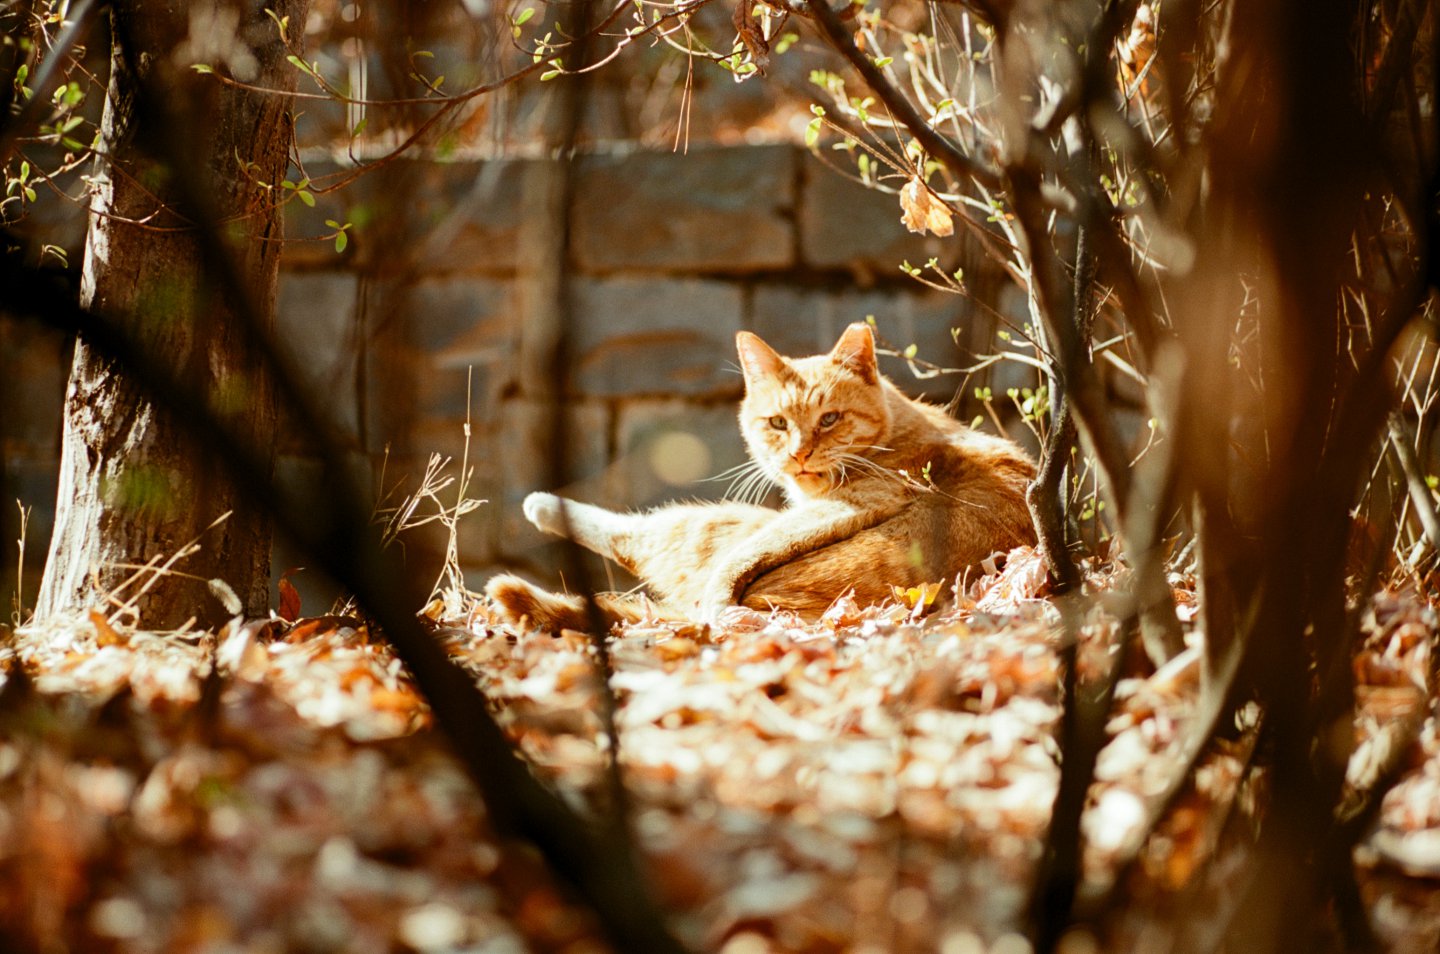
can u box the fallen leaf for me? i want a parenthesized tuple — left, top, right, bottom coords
(89, 610, 127, 647)
(278, 568, 303, 622)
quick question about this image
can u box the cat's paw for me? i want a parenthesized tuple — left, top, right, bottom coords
(697, 572, 740, 622)
(523, 492, 567, 536)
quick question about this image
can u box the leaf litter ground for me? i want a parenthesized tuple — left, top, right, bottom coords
(2, 547, 1439, 953)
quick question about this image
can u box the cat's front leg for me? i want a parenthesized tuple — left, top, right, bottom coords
(522, 492, 633, 563)
(695, 501, 888, 619)
(522, 492, 569, 536)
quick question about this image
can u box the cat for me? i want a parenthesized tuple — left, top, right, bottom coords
(487, 322, 1036, 630)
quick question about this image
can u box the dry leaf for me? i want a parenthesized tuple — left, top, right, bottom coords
(89, 609, 127, 647)
(900, 176, 954, 237)
(278, 568, 303, 622)
(1117, 4, 1156, 93)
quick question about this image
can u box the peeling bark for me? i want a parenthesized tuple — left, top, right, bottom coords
(38, 0, 308, 627)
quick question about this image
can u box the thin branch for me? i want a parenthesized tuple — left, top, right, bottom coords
(0, 0, 101, 164)
(1389, 411, 1440, 559)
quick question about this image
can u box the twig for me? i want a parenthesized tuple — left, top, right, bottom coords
(1387, 412, 1440, 561)
(0, 0, 100, 164)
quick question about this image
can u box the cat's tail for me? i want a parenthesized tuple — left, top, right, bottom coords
(485, 574, 656, 633)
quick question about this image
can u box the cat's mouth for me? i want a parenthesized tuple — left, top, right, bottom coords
(789, 466, 835, 492)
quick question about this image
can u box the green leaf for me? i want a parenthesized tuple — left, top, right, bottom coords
(872, 55, 892, 68)
(297, 190, 315, 207)
(264, 8, 290, 42)
(804, 117, 822, 148)
(191, 64, 214, 74)
(903, 343, 917, 358)
(351, 117, 368, 138)
(334, 231, 348, 253)
(324, 219, 340, 229)
(540, 69, 561, 81)
(514, 7, 535, 25)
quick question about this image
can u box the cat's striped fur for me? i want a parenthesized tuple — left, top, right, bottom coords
(487, 323, 1036, 630)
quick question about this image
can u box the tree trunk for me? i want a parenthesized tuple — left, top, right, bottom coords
(37, 0, 307, 628)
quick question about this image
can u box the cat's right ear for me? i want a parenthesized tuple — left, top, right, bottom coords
(736, 331, 788, 384)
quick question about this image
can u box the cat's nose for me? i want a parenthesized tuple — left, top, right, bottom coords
(792, 447, 811, 466)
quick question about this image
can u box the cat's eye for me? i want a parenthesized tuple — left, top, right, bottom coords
(768, 415, 788, 430)
(819, 411, 841, 428)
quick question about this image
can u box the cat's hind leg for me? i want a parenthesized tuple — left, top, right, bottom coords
(486, 574, 656, 632)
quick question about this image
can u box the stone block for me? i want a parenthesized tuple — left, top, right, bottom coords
(569, 278, 745, 397)
(403, 277, 517, 355)
(495, 398, 612, 560)
(572, 145, 796, 273)
(800, 162, 952, 273)
(421, 160, 527, 274)
(282, 158, 523, 274)
(610, 400, 757, 509)
(275, 272, 362, 447)
(748, 285, 969, 400)
(363, 277, 520, 455)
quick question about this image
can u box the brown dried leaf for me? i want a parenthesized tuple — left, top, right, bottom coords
(277, 568, 303, 622)
(899, 176, 954, 237)
(89, 610, 127, 647)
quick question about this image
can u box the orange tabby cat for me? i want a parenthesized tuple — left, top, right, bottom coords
(487, 323, 1036, 629)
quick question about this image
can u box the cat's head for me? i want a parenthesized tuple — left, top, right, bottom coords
(735, 323, 892, 497)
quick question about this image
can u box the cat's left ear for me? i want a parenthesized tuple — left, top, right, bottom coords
(830, 322, 879, 384)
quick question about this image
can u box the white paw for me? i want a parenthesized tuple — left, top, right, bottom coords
(697, 575, 736, 622)
(523, 492, 567, 535)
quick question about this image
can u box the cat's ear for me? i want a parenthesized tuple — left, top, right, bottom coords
(830, 322, 879, 384)
(736, 331, 789, 384)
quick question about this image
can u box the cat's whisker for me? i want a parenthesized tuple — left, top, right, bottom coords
(708, 461, 758, 480)
(715, 460, 770, 501)
(834, 452, 905, 486)
(727, 463, 775, 506)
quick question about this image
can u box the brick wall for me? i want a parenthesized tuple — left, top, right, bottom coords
(3, 142, 1034, 613)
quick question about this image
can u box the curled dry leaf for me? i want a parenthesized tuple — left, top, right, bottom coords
(277, 568, 303, 622)
(89, 610, 127, 648)
(899, 176, 955, 237)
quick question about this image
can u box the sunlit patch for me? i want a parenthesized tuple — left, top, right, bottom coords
(649, 431, 711, 486)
